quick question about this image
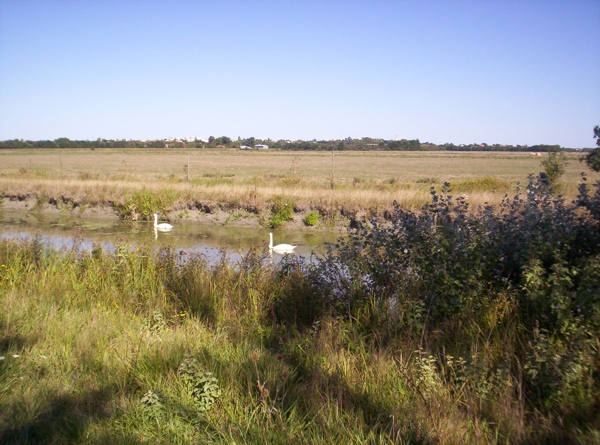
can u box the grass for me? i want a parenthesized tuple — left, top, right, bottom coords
(1, 149, 597, 220)
(2, 197, 599, 445)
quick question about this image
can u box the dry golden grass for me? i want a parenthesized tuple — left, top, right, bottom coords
(1, 148, 597, 212)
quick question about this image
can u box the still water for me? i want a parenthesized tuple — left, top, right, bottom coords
(0, 209, 344, 264)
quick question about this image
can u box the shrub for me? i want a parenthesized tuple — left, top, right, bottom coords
(450, 176, 511, 193)
(303, 211, 319, 226)
(117, 188, 176, 220)
(313, 175, 600, 416)
(541, 150, 567, 191)
(268, 196, 294, 228)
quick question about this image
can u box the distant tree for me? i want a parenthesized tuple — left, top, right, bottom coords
(221, 136, 231, 145)
(54, 137, 72, 148)
(584, 125, 600, 172)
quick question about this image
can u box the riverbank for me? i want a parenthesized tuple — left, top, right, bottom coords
(1, 190, 360, 231)
(2, 149, 597, 232)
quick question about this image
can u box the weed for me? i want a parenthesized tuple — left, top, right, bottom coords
(117, 187, 176, 220)
(176, 209, 190, 219)
(416, 177, 439, 184)
(269, 196, 294, 228)
(303, 211, 320, 226)
(177, 356, 221, 411)
(450, 176, 511, 193)
(139, 389, 165, 417)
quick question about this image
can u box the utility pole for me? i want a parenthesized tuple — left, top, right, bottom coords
(331, 145, 335, 190)
(186, 152, 190, 182)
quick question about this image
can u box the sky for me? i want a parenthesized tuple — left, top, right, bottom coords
(0, 0, 599, 148)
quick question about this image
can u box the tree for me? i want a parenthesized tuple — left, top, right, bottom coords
(54, 137, 72, 148)
(540, 148, 567, 191)
(584, 125, 600, 172)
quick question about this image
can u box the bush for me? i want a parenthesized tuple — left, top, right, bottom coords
(450, 176, 511, 193)
(117, 188, 176, 220)
(313, 175, 600, 416)
(540, 150, 567, 191)
(268, 196, 294, 228)
(303, 211, 319, 226)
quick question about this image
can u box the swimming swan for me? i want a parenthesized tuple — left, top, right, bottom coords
(154, 213, 173, 231)
(269, 232, 296, 253)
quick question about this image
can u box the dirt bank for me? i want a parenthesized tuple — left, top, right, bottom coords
(1, 192, 366, 231)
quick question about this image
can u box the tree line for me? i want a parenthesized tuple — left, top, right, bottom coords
(0, 135, 593, 152)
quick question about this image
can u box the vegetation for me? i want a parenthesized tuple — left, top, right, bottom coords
(303, 211, 320, 227)
(268, 196, 295, 228)
(1, 175, 599, 443)
(540, 149, 568, 191)
(0, 136, 591, 151)
(584, 125, 600, 172)
(1, 150, 597, 225)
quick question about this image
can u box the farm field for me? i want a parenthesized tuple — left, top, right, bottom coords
(0, 148, 597, 227)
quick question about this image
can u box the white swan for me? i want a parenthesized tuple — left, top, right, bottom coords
(269, 232, 296, 253)
(153, 213, 173, 232)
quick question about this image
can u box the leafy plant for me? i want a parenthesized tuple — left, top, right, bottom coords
(313, 175, 600, 414)
(139, 390, 165, 417)
(177, 356, 221, 411)
(583, 125, 600, 172)
(303, 211, 319, 226)
(117, 188, 176, 220)
(268, 196, 294, 228)
(540, 150, 567, 191)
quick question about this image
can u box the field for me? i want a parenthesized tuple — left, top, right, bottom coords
(1, 148, 597, 227)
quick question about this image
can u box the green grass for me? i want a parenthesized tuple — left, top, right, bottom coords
(1, 224, 599, 443)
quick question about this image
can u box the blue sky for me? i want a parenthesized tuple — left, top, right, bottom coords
(0, 0, 598, 147)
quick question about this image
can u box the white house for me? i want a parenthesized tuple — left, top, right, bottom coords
(255, 144, 269, 149)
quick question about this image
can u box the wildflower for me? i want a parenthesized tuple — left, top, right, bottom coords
(0, 356, 4, 360)
(40, 355, 48, 359)
(12, 354, 19, 358)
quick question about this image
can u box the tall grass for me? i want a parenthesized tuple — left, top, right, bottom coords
(1, 175, 600, 443)
(2, 150, 597, 219)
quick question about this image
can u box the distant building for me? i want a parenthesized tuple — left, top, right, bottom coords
(240, 145, 251, 150)
(255, 144, 269, 149)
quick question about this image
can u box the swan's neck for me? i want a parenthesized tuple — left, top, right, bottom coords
(269, 233, 273, 249)
(154, 214, 158, 227)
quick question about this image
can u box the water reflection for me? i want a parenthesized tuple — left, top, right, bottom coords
(0, 209, 342, 264)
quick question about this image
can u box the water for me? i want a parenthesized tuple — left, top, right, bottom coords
(0, 209, 343, 264)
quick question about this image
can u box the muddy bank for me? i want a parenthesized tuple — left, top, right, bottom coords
(1, 192, 369, 231)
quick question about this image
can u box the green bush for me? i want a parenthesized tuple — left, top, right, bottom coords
(314, 176, 600, 417)
(450, 176, 511, 193)
(303, 211, 319, 226)
(541, 151, 567, 191)
(117, 188, 176, 220)
(268, 196, 294, 228)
